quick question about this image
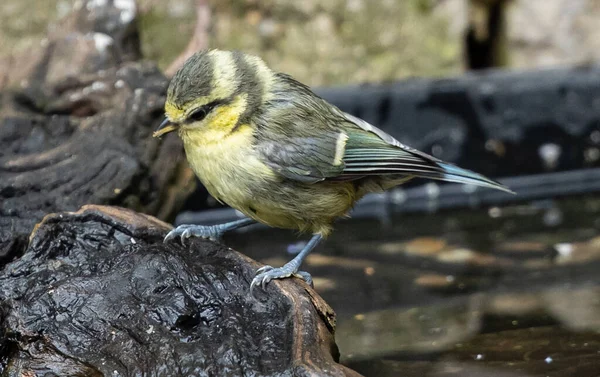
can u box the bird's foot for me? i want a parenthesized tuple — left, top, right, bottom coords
(164, 224, 223, 244)
(250, 264, 313, 294)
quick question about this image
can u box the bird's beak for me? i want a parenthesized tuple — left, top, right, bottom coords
(153, 118, 179, 138)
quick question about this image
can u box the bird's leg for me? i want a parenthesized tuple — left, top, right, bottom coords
(164, 218, 256, 244)
(251, 234, 323, 293)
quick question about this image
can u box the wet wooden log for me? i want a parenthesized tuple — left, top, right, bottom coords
(0, 0, 195, 259)
(0, 205, 361, 377)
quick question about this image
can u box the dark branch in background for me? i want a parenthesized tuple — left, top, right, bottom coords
(165, 0, 212, 77)
(466, 0, 510, 70)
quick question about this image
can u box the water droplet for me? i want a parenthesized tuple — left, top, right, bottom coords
(475, 354, 484, 360)
(488, 207, 502, 218)
(545, 356, 553, 364)
(554, 243, 573, 257)
(543, 207, 563, 227)
(425, 183, 440, 198)
(391, 189, 407, 204)
(585, 148, 600, 163)
(539, 143, 561, 170)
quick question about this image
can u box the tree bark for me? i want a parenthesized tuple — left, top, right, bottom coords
(0, 0, 195, 259)
(0, 205, 361, 377)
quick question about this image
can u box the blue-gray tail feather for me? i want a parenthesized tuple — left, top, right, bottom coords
(426, 162, 514, 194)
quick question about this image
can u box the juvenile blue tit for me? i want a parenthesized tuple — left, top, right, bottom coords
(154, 49, 513, 293)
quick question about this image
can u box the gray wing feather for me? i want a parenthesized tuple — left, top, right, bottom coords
(341, 111, 443, 163)
(339, 110, 513, 193)
(258, 134, 344, 182)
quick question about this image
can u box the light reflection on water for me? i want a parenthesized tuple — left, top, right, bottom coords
(227, 196, 600, 376)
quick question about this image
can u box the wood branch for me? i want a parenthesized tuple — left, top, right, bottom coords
(165, 0, 212, 77)
(0, 0, 195, 258)
(0, 205, 362, 377)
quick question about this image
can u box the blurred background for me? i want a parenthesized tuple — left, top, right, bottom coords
(6, 0, 600, 83)
(3, 0, 600, 376)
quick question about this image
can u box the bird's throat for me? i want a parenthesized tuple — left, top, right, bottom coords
(180, 94, 250, 145)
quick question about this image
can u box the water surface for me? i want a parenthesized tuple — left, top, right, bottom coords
(228, 195, 600, 376)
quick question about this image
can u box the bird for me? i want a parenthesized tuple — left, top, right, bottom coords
(153, 49, 513, 293)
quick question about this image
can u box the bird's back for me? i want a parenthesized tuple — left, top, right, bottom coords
(256, 72, 512, 194)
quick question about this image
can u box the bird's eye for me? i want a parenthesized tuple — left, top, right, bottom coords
(187, 101, 220, 123)
(189, 108, 208, 122)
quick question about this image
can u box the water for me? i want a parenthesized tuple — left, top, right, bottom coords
(226, 196, 600, 376)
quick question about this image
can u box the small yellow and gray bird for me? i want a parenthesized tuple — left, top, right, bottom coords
(154, 49, 513, 292)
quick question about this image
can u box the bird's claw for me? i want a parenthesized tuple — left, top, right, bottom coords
(250, 265, 313, 296)
(293, 271, 313, 287)
(164, 224, 222, 244)
(255, 265, 273, 275)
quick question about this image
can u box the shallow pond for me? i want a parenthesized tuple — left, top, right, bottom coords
(225, 194, 600, 376)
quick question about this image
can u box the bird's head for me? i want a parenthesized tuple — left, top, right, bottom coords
(153, 49, 273, 138)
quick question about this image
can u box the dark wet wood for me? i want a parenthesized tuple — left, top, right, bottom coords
(0, 0, 195, 259)
(0, 205, 361, 377)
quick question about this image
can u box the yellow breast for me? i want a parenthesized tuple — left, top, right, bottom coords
(181, 124, 275, 209)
